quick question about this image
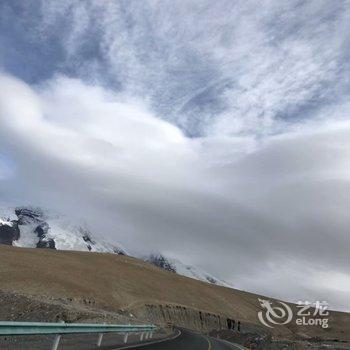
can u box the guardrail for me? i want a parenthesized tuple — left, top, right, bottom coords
(0, 321, 157, 350)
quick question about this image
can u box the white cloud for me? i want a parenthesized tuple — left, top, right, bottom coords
(1, 73, 350, 311)
(29, 0, 350, 137)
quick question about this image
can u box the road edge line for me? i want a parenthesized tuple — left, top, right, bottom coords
(204, 336, 212, 350)
(114, 329, 182, 349)
(214, 337, 249, 350)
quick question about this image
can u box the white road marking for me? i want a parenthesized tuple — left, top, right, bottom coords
(113, 329, 181, 350)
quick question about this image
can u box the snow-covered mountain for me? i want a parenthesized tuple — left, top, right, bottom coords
(146, 254, 232, 288)
(0, 206, 232, 288)
(0, 206, 127, 254)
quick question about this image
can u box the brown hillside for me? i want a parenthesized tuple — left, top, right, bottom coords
(0, 245, 348, 342)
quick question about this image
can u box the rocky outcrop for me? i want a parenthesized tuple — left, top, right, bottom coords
(131, 303, 237, 332)
(35, 222, 56, 249)
(0, 220, 20, 245)
(15, 207, 43, 225)
(146, 255, 177, 273)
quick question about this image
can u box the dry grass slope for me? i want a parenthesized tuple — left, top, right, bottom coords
(0, 245, 348, 342)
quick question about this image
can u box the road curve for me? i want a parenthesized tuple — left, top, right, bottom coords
(115, 328, 245, 350)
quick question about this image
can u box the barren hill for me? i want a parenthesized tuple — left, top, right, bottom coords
(0, 245, 349, 344)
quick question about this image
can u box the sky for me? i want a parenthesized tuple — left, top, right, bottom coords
(1, 0, 350, 311)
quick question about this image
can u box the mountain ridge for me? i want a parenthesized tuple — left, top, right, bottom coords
(0, 205, 231, 287)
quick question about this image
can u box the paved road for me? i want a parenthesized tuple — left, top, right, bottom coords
(0, 328, 244, 350)
(115, 328, 245, 350)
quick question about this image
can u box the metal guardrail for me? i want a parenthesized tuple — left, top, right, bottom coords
(0, 321, 157, 350)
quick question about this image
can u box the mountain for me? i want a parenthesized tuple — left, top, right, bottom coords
(146, 254, 232, 287)
(0, 206, 127, 255)
(0, 206, 231, 287)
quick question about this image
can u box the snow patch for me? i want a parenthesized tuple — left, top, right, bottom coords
(0, 218, 13, 227)
(146, 254, 233, 288)
(170, 258, 232, 288)
(13, 224, 39, 248)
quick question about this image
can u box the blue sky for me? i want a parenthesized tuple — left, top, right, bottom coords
(1, 0, 350, 311)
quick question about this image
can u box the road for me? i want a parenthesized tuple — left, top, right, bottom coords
(0, 328, 245, 350)
(114, 328, 246, 350)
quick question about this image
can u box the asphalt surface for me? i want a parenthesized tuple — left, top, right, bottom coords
(0, 328, 244, 350)
(116, 328, 245, 350)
